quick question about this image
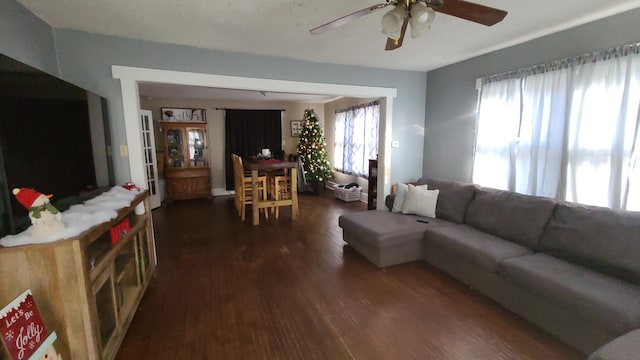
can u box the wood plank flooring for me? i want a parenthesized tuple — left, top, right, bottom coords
(117, 191, 582, 359)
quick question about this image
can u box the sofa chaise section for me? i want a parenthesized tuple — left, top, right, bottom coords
(338, 210, 454, 267)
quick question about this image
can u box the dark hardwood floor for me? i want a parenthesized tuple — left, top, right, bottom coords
(117, 191, 582, 359)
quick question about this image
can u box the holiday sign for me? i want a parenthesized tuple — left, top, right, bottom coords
(0, 289, 54, 360)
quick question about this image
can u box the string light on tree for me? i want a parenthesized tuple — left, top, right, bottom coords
(297, 109, 333, 185)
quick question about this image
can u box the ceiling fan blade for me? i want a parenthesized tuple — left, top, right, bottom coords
(433, 0, 507, 26)
(385, 16, 409, 51)
(310, 3, 392, 34)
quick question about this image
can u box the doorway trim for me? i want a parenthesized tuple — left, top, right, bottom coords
(112, 65, 397, 208)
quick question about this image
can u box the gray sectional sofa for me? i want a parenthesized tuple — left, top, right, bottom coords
(338, 177, 640, 357)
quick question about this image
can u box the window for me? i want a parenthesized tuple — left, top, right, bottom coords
(474, 45, 640, 210)
(334, 101, 380, 178)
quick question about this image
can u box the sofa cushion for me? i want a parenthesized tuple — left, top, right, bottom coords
(465, 187, 556, 248)
(415, 177, 477, 224)
(500, 253, 640, 334)
(401, 186, 439, 218)
(338, 210, 454, 248)
(539, 202, 640, 286)
(393, 183, 428, 212)
(424, 224, 533, 273)
(589, 329, 640, 360)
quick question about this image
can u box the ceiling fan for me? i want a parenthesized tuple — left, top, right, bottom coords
(310, 0, 507, 51)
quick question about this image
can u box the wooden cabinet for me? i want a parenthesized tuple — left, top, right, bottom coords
(0, 191, 156, 360)
(160, 122, 211, 203)
(368, 159, 378, 210)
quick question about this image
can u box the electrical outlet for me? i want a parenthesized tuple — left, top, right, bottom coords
(391, 141, 399, 148)
(120, 145, 129, 157)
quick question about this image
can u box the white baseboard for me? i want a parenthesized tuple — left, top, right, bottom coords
(213, 188, 235, 197)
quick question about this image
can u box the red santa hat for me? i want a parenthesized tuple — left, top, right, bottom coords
(12, 188, 50, 209)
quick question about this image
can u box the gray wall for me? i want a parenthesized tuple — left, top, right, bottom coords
(424, 8, 640, 182)
(52, 30, 427, 185)
(0, 0, 58, 233)
(0, 0, 58, 76)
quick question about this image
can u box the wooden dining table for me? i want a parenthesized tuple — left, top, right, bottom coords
(243, 160, 299, 225)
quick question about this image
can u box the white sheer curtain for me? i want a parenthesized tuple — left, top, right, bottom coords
(565, 54, 640, 209)
(473, 78, 521, 190)
(334, 102, 379, 178)
(517, 69, 568, 197)
(625, 104, 640, 210)
(473, 46, 640, 210)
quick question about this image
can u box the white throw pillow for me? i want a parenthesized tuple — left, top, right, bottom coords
(401, 185, 439, 218)
(392, 183, 428, 212)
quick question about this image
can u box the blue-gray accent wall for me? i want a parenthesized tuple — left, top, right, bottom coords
(0, 0, 58, 76)
(424, 8, 640, 182)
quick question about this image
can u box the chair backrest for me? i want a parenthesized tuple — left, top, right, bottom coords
(232, 154, 260, 201)
(231, 154, 243, 197)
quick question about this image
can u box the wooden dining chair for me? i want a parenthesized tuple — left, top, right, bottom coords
(231, 154, 269, 221)
(268, 168, 300, 219)
(231, 154, 243, 214)
(269, 171, 288, 219)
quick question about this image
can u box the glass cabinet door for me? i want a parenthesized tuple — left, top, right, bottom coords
(188, 128, 206, 167)
(165, 128, 185, 168)
(93, 268, 118, 356)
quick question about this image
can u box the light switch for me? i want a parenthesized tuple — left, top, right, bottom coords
(391, 141, 399, 148)
(120, 145, 129, 157)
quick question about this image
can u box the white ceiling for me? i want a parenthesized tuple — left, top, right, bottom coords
(17, 0, 640, 72)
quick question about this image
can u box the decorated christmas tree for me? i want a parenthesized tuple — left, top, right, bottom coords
(296, 109, 333, 185)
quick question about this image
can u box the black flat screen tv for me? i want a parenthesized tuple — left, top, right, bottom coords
(0, 53, 115, 237)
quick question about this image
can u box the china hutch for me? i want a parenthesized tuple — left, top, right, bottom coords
(160, 122, 211, 203)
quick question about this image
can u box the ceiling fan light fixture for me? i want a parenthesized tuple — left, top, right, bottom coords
(410, 2, 430, 23)
(381, 5, 405, 40)
(409, 6, 435, 38)
(410, 20, 427, 39)
(310, 0, 508, 51)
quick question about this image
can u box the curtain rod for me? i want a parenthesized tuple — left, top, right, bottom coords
(477, 41, 640, 87)
(215, 107, 285, 111)
(335, 100, 379, 114)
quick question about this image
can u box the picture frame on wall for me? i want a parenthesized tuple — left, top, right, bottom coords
(161, 107, 206, 122)
(291, 120, 302, 137)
